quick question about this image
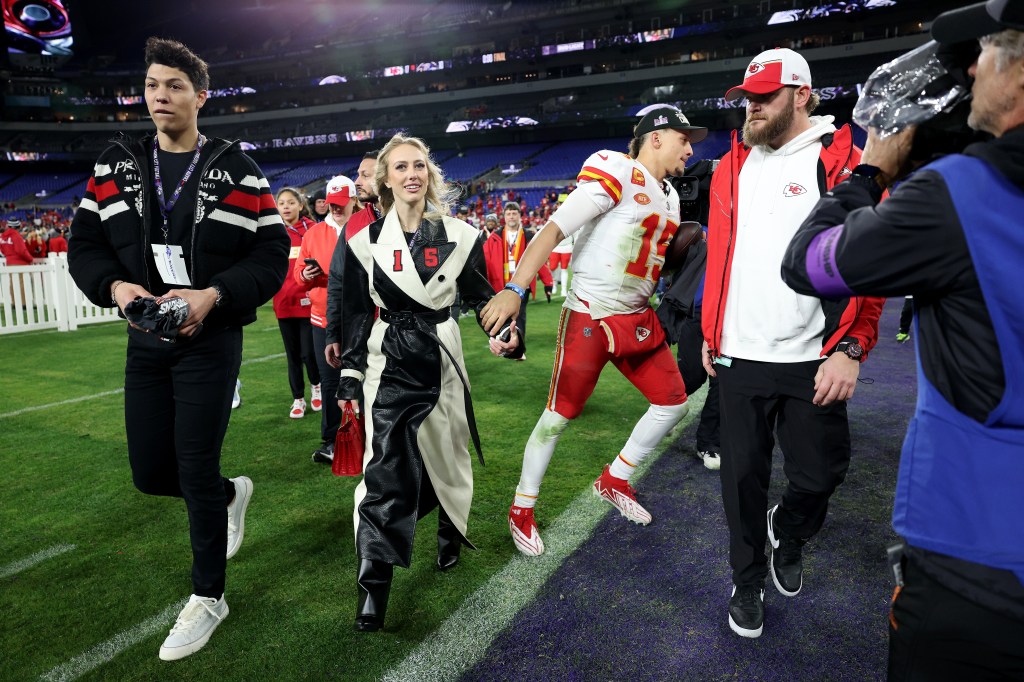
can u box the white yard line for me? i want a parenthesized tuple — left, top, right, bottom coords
(382, 388, 705, 682)
(0, 353, 285, 419)
(0, 544, 76, 580)
(38, 599, 188, 682)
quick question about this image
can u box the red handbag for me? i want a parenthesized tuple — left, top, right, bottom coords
(332, 405, 365, 477)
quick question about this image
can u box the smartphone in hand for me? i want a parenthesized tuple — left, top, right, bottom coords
(304, 258, 323, 271)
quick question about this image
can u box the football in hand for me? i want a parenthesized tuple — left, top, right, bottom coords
(662, 221, 703, 272)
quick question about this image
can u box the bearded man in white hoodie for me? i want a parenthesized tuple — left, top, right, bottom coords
(700, 48, 885, 639)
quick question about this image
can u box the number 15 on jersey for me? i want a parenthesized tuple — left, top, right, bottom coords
(625, 212, 678, 282)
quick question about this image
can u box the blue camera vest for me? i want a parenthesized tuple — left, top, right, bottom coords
(892, 154, 1024, 582)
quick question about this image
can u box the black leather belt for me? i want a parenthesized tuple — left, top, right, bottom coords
(378, 307, 483, 465)
(379, 308, 450, 326)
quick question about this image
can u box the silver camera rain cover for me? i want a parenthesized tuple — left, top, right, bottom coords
(853, 40, 970, 137)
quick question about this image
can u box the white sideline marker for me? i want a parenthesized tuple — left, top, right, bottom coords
(0, 353, 285, 419)
(0, 544, 76, 580)
(38, 599, 188, 682)
(382, 388, 705, 682)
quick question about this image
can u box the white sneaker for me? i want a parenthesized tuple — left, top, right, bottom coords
(158, 594, 229, 661)
(226, 476, 253, 559)
(310, 384, 323, 412)
(697, 450, 721, 470)
(231, 380, 241, 409)
(289, 398, 306, 419)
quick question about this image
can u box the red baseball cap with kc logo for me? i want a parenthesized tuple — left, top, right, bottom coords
(326, 174, 356, 207)
(725, 48, 812, 101)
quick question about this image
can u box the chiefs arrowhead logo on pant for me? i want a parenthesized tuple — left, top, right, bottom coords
(783, 183, 807, 197)
(635, 326, 651, 342)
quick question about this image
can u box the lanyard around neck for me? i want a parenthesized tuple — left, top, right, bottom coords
(152, 134, 205, 243)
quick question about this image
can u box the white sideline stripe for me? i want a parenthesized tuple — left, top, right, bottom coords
(0, 353, 285, 419)
(382, 387, 706, 682)
(38, 599, 188, 682)
(0, 544, 76, 579)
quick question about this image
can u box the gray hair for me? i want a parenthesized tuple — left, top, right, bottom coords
(981, 29, 1024, 71)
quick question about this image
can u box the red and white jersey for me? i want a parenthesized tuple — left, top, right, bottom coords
(552, 151, 680, 319)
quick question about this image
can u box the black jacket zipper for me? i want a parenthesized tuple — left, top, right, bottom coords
(112, 136, 152, 293)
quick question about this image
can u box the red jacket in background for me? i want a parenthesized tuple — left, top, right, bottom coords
(344, 203, 379, 242)
(294, 214, 342, 329)
(48, 235, 68, 253)
(483, 227, 553, 297)
(1, 228, 33, 265)
(272, 215, 317, 319)
(702, 125, 884, 360)
(27, 236, 47, 259)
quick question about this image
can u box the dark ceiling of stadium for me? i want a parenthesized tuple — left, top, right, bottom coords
(67, 0, 590, 66)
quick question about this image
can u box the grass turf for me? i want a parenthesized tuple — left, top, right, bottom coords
(1, 297, 662, 681)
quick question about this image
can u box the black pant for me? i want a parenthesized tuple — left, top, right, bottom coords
(311, 325, 341, 444)
(278, 316, 320, 399)
(716, 358, 851, 587)
(899, 297, 914, 334)
(889, 557, 1024, 681)
(124, 325, 241, 598)
(676, 307, 721, 452)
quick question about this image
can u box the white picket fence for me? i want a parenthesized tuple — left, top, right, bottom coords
(0, 253, 120, 334)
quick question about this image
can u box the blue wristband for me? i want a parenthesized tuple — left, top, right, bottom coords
(504, 283, 527, 299)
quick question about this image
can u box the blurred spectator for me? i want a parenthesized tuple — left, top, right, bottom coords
(48, 227, 69, 254)
(1, 219, 33, 265)
(26, 230, 48, 259)
(294, 174, 357, 465)
(273, 187, 322, 421)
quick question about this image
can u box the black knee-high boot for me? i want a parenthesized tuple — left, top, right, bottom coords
(355, 558, 393, 632)
(437, 507, 462, 572)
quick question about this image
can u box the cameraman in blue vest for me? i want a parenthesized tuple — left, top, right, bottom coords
(781, 1, 1024, 678)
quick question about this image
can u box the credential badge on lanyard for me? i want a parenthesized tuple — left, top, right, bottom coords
(151, 135, 205, 285)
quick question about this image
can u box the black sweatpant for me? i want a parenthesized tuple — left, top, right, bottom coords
(278, 316, 320, 400)
(899, 297, 914, 335)
(716, 357, 851, 587)
(675, 307, 721, 453)
(888, 557, 1024, 681)
(124, 325, 241, 598)
(311, 325, 341, 444)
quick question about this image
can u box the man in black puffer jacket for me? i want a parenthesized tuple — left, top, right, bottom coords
(68, 37, 288, 662)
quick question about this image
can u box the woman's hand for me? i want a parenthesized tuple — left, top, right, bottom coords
(489, 320, 519, 357)
(339, 399, 360, 422)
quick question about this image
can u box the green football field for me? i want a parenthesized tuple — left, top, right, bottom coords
(0, 298, 692, 681)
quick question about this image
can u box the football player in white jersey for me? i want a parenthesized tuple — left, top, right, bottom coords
(481, 107, 708, 555)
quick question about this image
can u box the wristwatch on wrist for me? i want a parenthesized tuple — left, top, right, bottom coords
(849, 164, 888, 197)
(210, 283, 225, 308)
(835, 339, 864, 361)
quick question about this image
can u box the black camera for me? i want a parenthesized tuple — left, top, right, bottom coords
(668, 158, 718, 225)
(907, 41, 990, 163)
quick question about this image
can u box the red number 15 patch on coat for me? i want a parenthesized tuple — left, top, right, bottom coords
(393, 247, 440, 271)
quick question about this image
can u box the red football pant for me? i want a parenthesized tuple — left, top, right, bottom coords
(548, 252, 571, 271)
(546, 308, 687, 419)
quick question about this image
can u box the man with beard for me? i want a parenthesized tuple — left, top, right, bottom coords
(325, 151, 379, 369)
(482, 202, 553, 348)
(701, 48, 884, 638)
